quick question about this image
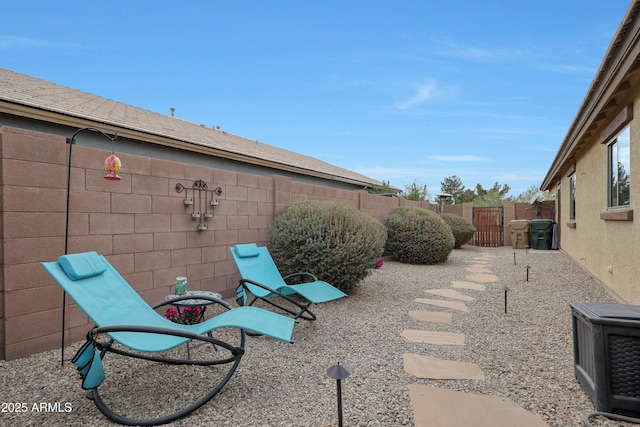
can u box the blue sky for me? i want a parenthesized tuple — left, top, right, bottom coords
(0, 1, 632, 198)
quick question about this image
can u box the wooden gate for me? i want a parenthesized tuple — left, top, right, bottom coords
(472, 207, 504, 247)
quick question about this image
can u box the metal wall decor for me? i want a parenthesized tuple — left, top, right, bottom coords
(175, 180, 222, 230)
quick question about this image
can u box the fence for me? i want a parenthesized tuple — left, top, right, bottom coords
(0, 126, 556, 360)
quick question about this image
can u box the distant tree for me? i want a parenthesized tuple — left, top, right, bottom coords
(402, 180, 429, 201)
(473, 190, 505, 207)
(459, 189, 477, 203)
(368, 180, 397, 195)
(440, 175, 475, 204)
(438, 177, 515, 206)
(476, 182, 510, 198)
(514, 184, 548, 203)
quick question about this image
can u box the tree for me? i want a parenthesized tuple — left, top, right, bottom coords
(368, 180, 397, 195)
(440, 175, 475, 204)
(402, 180, 429, 201)
(514, 184, 548, 203)
(473, 190, 505, 207)
(476, 181, 510, 197)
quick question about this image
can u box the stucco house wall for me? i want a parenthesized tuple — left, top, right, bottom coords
(555, 96, 640, 304)
(542, 0, 640, 305)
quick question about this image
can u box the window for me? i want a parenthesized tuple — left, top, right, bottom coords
(569, 173, 576, 220)
(608, 126, 630, 208)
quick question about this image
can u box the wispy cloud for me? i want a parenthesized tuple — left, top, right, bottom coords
(426, 155, 492, 162)
(395, 81, 437, 109)
(394, 80, 459, 110)
(537, 62, 597, 74)
(0, 35, 85, 50)
(430, 37, 524, 62)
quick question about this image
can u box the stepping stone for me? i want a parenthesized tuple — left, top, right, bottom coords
(451, 281, 486, 291)
(465, 266, 493, 274)
(409, 310, 453, 324)
(425, 288, 476, 302)
(408, 384, 550, 427)
(403, 353, 485, 380)
(465, 273, 499, 283)
(415, 298, 469, 312)
(401, 329, 465, 345)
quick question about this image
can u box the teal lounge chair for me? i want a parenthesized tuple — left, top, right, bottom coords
(41, 251, 295, 426)
(230, 243, 347, 321)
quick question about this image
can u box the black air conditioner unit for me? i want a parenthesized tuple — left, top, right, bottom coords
(571, 302, 640, 417)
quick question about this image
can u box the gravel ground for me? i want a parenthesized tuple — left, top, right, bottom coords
(1, 245, 638, 427)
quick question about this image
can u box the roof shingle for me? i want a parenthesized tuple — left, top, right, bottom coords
(0, 67, 380, 187)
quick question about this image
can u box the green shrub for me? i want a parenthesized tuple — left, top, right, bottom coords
(384, 206, 454, 264)
(268, 200, 387, 294)
(441, 213, 476, 248)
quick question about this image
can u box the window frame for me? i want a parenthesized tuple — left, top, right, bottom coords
(569, 172, 576, 221)
(607, 125, 631, 209)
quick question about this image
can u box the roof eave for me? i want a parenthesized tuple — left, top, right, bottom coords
(0, 100, 378, 189)
(541, 0, 640, 191)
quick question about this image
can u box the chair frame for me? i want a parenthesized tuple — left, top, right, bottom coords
(67, 295, 248, 426)
(42, 253, 294, 426)
(237, 272, 320, 321)
(231, 244, 347, 322)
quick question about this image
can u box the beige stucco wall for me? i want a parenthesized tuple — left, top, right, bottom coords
(557, 95, 640, 305)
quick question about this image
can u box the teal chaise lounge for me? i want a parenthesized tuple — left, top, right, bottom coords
(42, 251, 295, 426)
(230, 243, 347, 321)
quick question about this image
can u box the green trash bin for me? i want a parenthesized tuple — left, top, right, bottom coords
(529, 219, 554, 250)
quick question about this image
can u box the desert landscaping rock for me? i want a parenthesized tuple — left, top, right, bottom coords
(0, 245, 635, 426)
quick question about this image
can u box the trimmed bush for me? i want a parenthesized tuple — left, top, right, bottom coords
(268, 200, 387, 294)
(384, 206, 454, 264)
(441, 213, 476, 248)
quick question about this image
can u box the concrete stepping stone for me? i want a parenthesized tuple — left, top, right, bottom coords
(415, 298, 469, 312)
(408, 384, 550, 427)
(465, 273, 499, 283)
(425, 288, 476, 302)
(401, 329, 465, 345)
(403, 353, 485, 380)
(465, 266, 493, 274)
(451, 281, 486, 291)
(408, 310, 452, 324)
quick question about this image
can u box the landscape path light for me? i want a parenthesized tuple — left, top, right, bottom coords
(327, 361, 351, 427)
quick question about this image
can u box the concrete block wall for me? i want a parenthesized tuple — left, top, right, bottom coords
(0, 126, 542, 360)
(0, 127, 428, 360)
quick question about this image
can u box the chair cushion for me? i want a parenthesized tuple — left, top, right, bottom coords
(234, 243, 260, 258)
(58, 252, 107, 280)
